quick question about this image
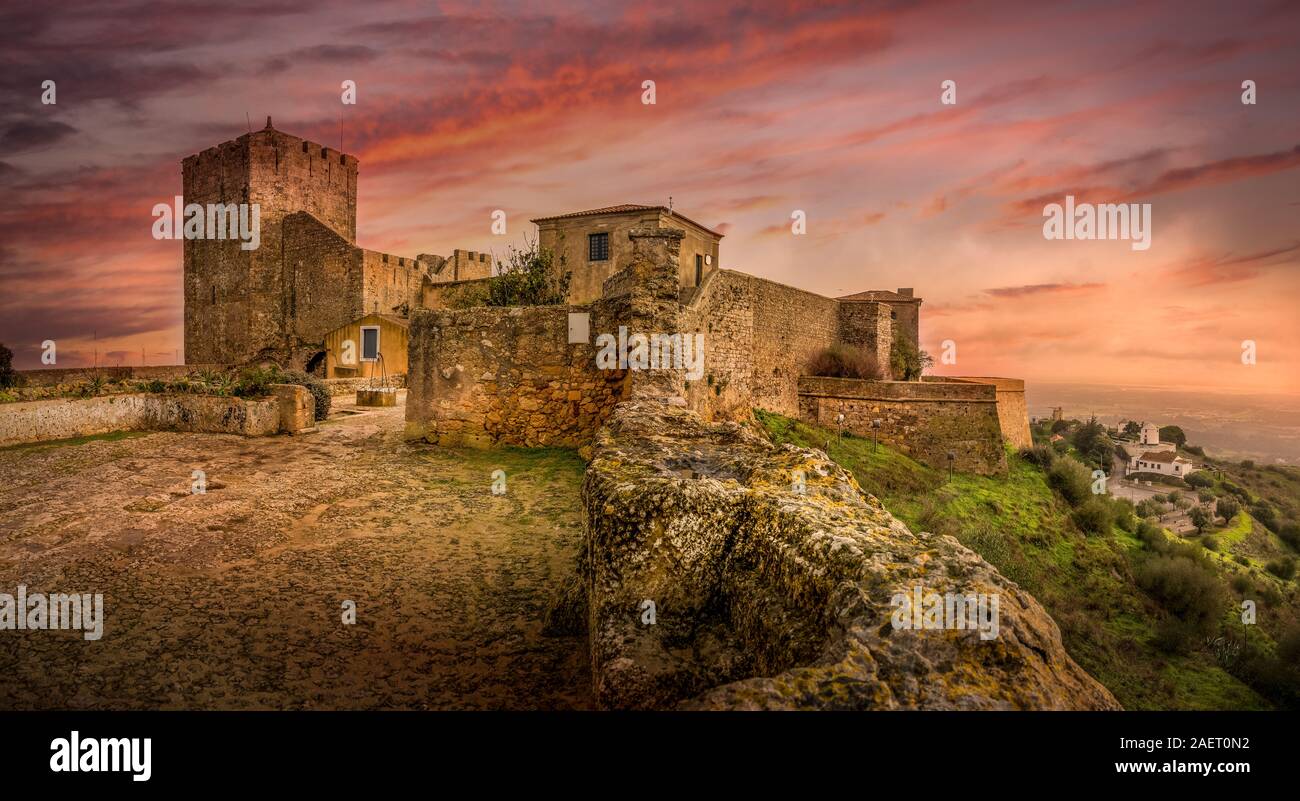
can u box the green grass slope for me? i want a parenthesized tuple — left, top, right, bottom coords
(754, 409, 1287, 710)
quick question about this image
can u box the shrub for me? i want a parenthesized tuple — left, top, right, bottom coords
(806, 344, 883, 380)
(0, 342, 15, 389)
(1019, 445, 1056, 469)
(1072, 497, 1114, 535)
(1112, 498, 1137, 532)
(231, 366, 284, 398)
(1136, 554, 1227, 633)
(1152, 617, 1199, 655)
(1200, 535, 1220, 552)
(1251, 501, 1278, 532)
(1279, 522, 1300, 551)
(888, 336, 932, 381)
(1197, 490, 1215, 503)
(282, 370, 331, 421)
(487, 236, 570, 307)
(1265, 556, 1296, 581)
(1047, 456, 1093, 506)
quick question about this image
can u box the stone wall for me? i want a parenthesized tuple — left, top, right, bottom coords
(421, 277, 492, 310)
(405, 304, 628, 447)
(405, 226, 692, 447)
(836, 301, 894, 375)
(321, 375, 407, 396)
(0, 393, 281, 447)
(934, 376, 1032, 451)
(546, 399, 1120, 710)
(682, 269, 839, 421)
(283, 212, 365, 362)
(797, 376, 1008, 475)
(183, 122, 360, 366)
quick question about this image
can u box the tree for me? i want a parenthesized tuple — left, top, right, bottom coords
(1189, 507, 1209, 534)
(1123, 420, 1141, 438)
(1159, 425, 1187, 447)
(889, 337, 932, 381)
(0, 342, 15, 389)
(486, 236, 570, 307)
(1071, 415, 1115, 472)
(1185, 471, 1213, 488)
(1215, 496, 1240, 523)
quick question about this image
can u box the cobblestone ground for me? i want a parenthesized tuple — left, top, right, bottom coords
(0, 396, 593, 710)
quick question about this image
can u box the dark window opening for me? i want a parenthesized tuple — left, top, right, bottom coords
(321, 148, 328, 159)
(588, 232, 609, 261)
(361, 326, 380, 362)
(890, 310, 897, 319)
(695, 254, 703, 286)
(211, 286, 216, 305)
(302, 142, 309, 153)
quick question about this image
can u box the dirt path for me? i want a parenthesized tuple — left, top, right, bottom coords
(0, 396, 592, 710)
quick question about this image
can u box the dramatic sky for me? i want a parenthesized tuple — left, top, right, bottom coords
(2, 0, 1298, 395)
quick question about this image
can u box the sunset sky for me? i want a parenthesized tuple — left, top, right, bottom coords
(2, 0, 1297, 394)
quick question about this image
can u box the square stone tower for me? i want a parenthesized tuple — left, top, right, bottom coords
(182, 117, 358, 365)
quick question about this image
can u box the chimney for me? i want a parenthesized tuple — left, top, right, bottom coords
(897, 288, 914, 298)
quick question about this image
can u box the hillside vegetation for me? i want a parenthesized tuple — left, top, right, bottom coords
(755, 410, 1300, 710)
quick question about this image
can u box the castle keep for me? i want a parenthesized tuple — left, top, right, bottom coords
(182, 118, 477, 371)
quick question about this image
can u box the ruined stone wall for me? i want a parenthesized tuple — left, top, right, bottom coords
(404, 304, 628, 447)
(549, 399, 1120, 710)
(0, 393, 280, 447)
(682, 270, 838, 421)
(405, 226, 691, 447)
(797, 376, 1008, 475)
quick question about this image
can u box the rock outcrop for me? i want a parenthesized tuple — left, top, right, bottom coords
(553, 399, 1121, 710)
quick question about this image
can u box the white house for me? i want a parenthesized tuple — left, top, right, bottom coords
(1125, 422, 1198, 478)
(1130, 449, 1200, 479)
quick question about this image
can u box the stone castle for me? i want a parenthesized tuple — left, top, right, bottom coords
(182, 123, 1029, 474)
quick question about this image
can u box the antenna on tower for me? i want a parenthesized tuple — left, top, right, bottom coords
(668, 195, 673, 211)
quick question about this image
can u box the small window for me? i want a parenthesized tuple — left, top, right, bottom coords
(891, 310, 897, 319)
(695, 254, 703, 285)
(360, 326, 380, 362)
(588, 232, 609, 261)
(321, 148, 328, 159)
(302, 142, 309, 153)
